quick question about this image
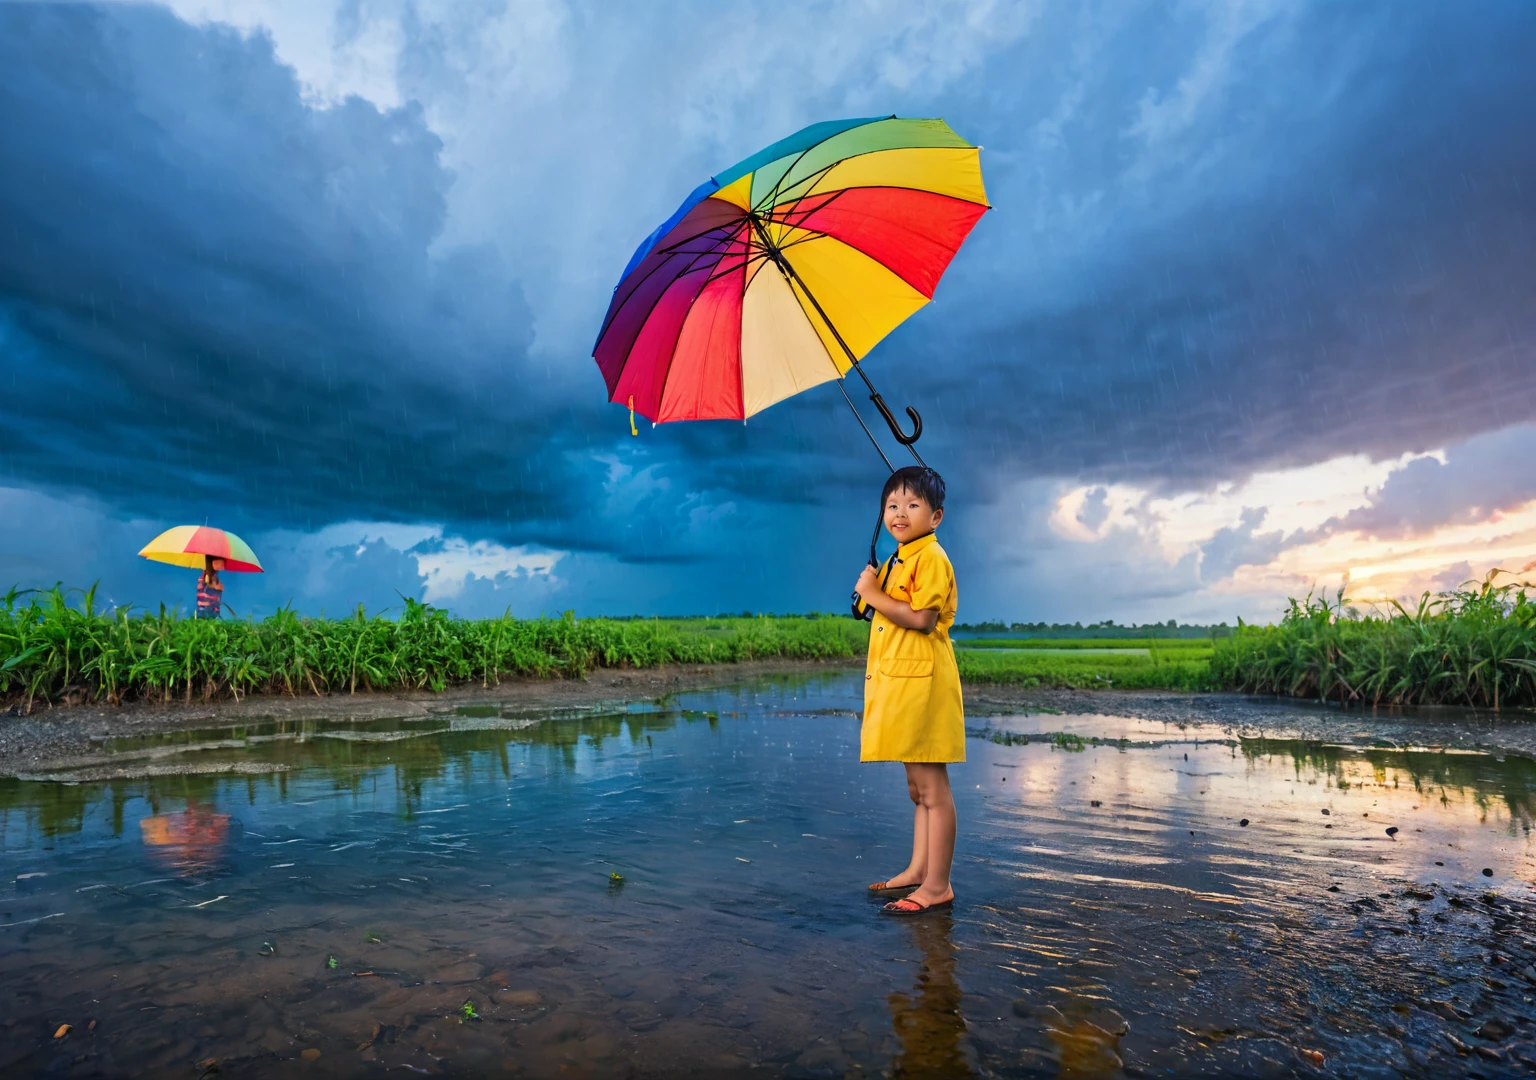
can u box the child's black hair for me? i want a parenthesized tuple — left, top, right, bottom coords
(880, 466, 946, 512)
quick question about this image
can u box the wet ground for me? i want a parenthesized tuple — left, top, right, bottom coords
(2, 671, 1535, 1077)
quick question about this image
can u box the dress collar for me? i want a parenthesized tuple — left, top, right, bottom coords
(897, 532, 938, 560)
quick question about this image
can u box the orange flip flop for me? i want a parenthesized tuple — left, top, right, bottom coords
(880, 896, 954, 917)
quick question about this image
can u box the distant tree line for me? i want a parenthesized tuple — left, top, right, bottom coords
(952, 618, 1234, 640)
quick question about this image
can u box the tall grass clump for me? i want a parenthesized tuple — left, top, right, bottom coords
(1210, 570, 1536, 709)
(0, 586, 867, 710)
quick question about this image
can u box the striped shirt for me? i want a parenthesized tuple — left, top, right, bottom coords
(196, 572, 223, 616)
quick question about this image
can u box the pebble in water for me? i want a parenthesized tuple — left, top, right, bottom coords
(1477, 1020, 1515, 1041)
(1386, 827, 1399, 837)
(1482, 868, 1494, 877)
(1239, 819, 1249, 827)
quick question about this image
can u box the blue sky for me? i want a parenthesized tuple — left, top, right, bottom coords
(2, 1, 1535, 623)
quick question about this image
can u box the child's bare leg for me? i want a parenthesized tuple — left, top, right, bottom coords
(873, 769, 927, 889)
(905, 763, 956, 905)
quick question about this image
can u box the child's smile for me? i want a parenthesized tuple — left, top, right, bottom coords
(884, 484, 942, 544)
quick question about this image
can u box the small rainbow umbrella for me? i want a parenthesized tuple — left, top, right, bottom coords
(592, 115, 988, 468)
(138, 526, 264, 573)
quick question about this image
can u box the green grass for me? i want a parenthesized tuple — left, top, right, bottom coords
(0, 586, 868, 708)
(957, 637, 1214, 652)
(1209, 572, 1536, 710)
(956, 644, 1216, 691)
(14, 573, 1536, 710)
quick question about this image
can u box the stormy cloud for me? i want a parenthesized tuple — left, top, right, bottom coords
(2, 1, 1535, 619)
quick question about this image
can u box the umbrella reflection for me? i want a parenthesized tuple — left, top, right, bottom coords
(139, 801, 231, 876)
(887, 914, 971, 1079)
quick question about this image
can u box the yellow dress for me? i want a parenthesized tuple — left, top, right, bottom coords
(861, 532, 965, 763)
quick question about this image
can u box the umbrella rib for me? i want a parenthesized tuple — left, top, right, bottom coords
(749, 215, 924, 469)
(761, 138, 988, 217)
(597, 224, 750, 350)
(758, 159, 843, 214)
(754, 116, 899, 212)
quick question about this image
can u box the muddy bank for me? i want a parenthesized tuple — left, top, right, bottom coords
(0, 659, 856, 775)
(6, 661, 1536, 776)
(971, 683, 1536, 757)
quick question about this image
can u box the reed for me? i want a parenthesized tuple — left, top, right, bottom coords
(1208, 570, 1536, 709)
(0, 586, 867, 708)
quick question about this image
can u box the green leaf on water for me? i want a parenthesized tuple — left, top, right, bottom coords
(327, 955, 338, 970)
(609, 872, 624, 883)
(459, 999, 479, 1022)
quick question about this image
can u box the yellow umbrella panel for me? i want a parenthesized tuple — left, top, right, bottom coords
(139, 526, 264, 573)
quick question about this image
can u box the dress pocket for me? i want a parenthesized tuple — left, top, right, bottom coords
(879, 656, 934, 678)
(878, 629, 935, 678)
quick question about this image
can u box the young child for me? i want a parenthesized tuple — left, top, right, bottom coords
(853, 466, 964, 916)
(195, 556, 225, 619)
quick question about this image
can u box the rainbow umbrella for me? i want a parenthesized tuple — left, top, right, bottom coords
(138, 526, 264, 573)
(592, 115, 988, 467)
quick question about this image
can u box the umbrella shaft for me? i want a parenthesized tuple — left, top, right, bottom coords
(749, 215, 926, 470)
(835, 379, 895, 472)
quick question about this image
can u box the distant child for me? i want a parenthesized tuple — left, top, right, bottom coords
(853, 466, 964, 916)
(196, 556, 225, 619)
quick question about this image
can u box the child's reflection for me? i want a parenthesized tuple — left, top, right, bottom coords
(887, 914, 972, 1078)
(139, 800, 231, 876)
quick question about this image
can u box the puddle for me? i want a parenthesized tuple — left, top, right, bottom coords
(2, 671, 1535, 1076)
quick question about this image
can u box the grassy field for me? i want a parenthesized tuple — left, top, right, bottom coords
(0, 586, 867, 708)
(956, 637, 1214, 653)
(955, 638, 1216, 690)
(9, 574, 1536, 710)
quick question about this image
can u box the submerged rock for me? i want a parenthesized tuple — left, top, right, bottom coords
(1476, 1019, 1515, 1041)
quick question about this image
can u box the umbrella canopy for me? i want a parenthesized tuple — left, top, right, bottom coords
(593, 116, 988, 427)
(138, 526, 264, 573)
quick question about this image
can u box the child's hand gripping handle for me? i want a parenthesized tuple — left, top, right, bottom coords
(851, 500, 885, 621)
(851, 564, 877, 621)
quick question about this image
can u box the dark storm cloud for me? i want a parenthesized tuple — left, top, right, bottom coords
(3, 0, 1536, 613)
(0, 4, 611, 546)
(870, 2, 1536, 498)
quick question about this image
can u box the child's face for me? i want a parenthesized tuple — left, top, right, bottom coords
(883, 484, 942, 544)
(210, 558, 225, 572)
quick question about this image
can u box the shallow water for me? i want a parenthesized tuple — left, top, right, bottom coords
(3, 673, 1535, 1077)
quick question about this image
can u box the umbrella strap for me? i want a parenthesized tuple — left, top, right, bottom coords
(628, 396, 638, 437)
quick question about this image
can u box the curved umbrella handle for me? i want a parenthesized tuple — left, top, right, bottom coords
(850, 503, 885, 621)
(869, 393, 922, 446)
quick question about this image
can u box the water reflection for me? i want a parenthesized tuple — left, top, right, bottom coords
(1, 675, 1534, 1077)
(1032, 998, 1129, 1079)
(139, 801, 232, 876)
(888, 914, 970, 1079)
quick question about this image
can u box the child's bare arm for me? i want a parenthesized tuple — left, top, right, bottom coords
(854, 566, 940, 632)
